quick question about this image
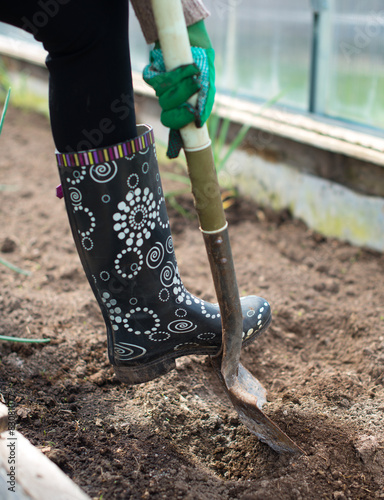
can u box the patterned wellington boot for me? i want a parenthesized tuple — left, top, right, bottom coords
(57, 125, 271, 384)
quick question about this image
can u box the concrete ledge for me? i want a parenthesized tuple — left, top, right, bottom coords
(229, 150, 384, 252)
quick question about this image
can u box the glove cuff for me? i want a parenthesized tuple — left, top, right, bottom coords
(187, 20, 213, 50)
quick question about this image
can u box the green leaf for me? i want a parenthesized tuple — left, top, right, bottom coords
(218, 123, 250, 169)
(0, 88, 11, 135)
(161, 171, 191, 186)
(259, 89, 286, 111)
(164, 188, 190, 198)
(208, 89, 285, 179)
(207, 112, 221, 144)
(167, 196, 195, 219)
(0, 335, 50, 344)
(0, 184, 18, 192)
(0, 256, 31, 276)
(216, 116, 231, 165)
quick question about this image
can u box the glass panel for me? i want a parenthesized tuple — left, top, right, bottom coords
(204, 0, 312, 110)
(129, 11, 150, 74)
(1, 4, 312, 111)
(325, 0, 384, 129)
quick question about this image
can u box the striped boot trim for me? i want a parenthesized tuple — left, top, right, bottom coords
(56, 126, 155, 167)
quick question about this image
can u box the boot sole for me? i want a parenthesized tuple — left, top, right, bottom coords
(114, 357, 177, 385)
(113, 314, 272, 385)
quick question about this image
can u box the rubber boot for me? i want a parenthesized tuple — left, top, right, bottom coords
(57, 125, 271, 384)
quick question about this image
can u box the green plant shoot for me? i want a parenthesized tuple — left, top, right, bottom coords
(0, 88, 11, 135)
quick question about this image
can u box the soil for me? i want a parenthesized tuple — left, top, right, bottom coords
(1, 107, 384, 500)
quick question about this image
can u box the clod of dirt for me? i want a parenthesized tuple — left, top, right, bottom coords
(1, 237, 17, 253)
(355, 434, 380, 464)
(354, 434, 384, 487)
(45, 448, 70, 470)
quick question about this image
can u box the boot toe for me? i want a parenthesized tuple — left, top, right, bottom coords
(240, 295, 271, 344)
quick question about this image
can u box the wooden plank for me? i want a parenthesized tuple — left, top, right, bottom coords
(212, 94, 384, 167)
(0, 466, 30, 500)
(0, 430, 91, 500)
(0, 402, 8, 433)
(0, 35, 46, 67)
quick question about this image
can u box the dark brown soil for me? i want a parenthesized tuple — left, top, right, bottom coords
(1, 107, 384, 500)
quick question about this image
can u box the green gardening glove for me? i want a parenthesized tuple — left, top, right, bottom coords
(143, 20, 215, 158)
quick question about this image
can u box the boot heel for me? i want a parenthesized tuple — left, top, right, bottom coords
(114, 357, 176, 385)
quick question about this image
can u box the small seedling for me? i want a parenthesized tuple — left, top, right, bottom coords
(0, 87, 11, 135)
(0, 335, 50, 344)
(0, 256, 31, 276)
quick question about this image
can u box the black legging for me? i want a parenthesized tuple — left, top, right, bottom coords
(1, 0, 137, 152)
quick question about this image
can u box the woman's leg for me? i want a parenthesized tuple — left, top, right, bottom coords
(1, 0, 137, 151)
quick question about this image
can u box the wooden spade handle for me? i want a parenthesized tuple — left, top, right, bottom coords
(151, 0, 243, 380)
(150, 0, 226, 232)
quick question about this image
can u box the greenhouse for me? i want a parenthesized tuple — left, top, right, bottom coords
(1, 2, 384, 499)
